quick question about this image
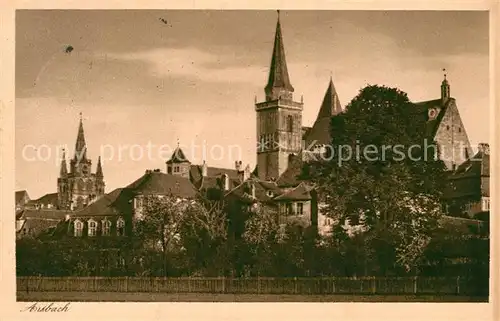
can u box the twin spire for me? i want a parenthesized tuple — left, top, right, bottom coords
(60, 114, 103, 177)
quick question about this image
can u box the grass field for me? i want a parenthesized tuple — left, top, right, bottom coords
(17, 291, 488, 302)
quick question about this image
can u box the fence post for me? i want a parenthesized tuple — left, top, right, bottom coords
(294, 277, 297, 294)
(125, 276, 128, 292)
(372, 277, 376, 294)
(257, 276, 260, 294)
(413, 276, 418, 294)
(456, 276, 460, 295)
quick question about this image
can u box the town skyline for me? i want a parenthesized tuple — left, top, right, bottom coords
(15, 10, 489, 199)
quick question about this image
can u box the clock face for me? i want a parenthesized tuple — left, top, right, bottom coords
(428, 108, 438, 120)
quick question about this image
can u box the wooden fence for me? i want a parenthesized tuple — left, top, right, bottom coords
(17, 276, 487, 295)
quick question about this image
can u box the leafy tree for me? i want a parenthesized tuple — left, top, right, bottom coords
(242, 204, 281, 275)
(180, 197, 230, 276)
(133, 195, 187, 276)
(305, 85, 447, 274)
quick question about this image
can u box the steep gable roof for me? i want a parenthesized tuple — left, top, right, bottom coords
(30, 192, 58, 206)
(303, 78, 342, 146)
(265, 13, 294, 94)
(413, 98, 451, 138)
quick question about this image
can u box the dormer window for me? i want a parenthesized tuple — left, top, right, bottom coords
(266, 190, 274, 198)
(74, 219, 83, 237)
(88, 219, 97, 237)
(117, 217, 125, 236)
(102, 219, 111, 236)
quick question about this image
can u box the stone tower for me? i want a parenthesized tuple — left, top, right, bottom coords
(255, 11, 303, 181)
(166, 144, 191, 179)
(57, 115, 105, 210)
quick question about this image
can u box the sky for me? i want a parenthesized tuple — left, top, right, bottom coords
(15, 10, 490, 199)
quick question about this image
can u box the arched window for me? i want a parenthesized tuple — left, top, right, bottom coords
(74, 219, 83, 237)
(102, 219, 111, 236)
(287, 115, 294, 132)
(88, 219, 97, 237)
(117, 217, 125, 236)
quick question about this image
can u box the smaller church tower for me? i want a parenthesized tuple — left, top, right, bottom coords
(166, 143, 191, 179)
(441, 69, 450, 104)
(57, 149, 69, 209)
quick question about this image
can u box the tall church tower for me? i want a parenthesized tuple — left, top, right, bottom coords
(255, 11, 303, 181)
(57, 115, 105, 210)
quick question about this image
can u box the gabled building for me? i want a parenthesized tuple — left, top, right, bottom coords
(445, 143, 490, 219)
(415, 74, 473, 171)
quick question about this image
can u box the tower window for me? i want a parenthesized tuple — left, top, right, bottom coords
(287, 115, 294, 132)
(446, 125, 450, 131)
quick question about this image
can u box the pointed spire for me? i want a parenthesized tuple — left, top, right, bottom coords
(96, 156, 103, 178)
(60, 149, 68, 177)
(265, 10, 294, 101)
(315, 76, 342, 120)
(74, 113, 87, 161)
(441, 68, 450, 102)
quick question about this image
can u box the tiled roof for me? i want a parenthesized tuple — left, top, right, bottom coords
(16, 208, 72, 237)
(72, 188, 128, 217)
(225, 178, 283, 204)
(126, 171, 197, 198)
(413, 98, 452, 138)
(303, 78, 342, 146)
(274, 182, 312, 201)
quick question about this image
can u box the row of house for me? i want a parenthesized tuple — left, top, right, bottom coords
(16, 12, 490, 242)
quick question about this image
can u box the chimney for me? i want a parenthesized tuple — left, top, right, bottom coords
(145, 169, 152, 174)
(201, 161, 208, 177)
(478, 143, 490, 155)
(223, 174, 230, 191)
(250, 182, 256, 199)
(235, 160, 242, 172)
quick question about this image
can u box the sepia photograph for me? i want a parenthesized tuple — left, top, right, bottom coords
(13, 9, 491, 303)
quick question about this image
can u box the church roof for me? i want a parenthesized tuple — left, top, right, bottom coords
(303, 77, 342, 146)
(265, 12, 294, 94)
(126, 170, 198, 198)
(413, 98, 453, 138)
(166, 146, 190, 164)
(189, 164, 240, 183)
